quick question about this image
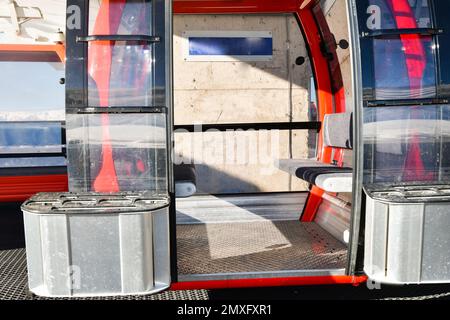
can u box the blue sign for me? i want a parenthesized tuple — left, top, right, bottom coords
(189, 37, 273, 56)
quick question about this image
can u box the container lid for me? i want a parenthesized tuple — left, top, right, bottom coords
(21, 192, 170, 214)
(365, 183, 450, 203)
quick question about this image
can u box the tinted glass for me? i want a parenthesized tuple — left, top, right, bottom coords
(88, 0, 154, 107)
(0, 60, 65, 169)
(434, 0, 450, 96)
(358, 0, 437, 100)
(363, 105, 450, 185)
(372, 36, 436, 99)
(365, 0, 431, 30)
(0, 122, 62, 154)
(67, 113, 167, 193)
(0, 62, 64, 120)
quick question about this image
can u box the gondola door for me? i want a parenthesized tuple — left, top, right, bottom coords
(65, 0, 175, 294)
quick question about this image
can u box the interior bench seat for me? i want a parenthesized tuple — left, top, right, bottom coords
(276, 113, 353, 193)
(277, 159, 352, 193)
(296, 166, 352, 193)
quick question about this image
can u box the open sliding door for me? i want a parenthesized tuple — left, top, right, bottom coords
(64, 0, 175, 295)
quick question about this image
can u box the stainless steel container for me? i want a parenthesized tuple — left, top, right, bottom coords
(364, 186, 450, 284)
(21, 192, 170, 297)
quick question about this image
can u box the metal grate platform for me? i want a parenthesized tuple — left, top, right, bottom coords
(177, 221, 347, 279)
(0, 249, 208, 300)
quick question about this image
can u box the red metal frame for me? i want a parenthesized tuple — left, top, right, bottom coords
(301, 4, 349, 222)
(301, 186, 325, 222)
(0, 44, 65, 62)
(295, 8, 334, 164)
(173, 0, 300, 14)
(296, 8, 335, 222)
(171, 275, 368, 291)
(0, 175, 68, 203)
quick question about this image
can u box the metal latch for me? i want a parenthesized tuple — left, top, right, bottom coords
(361, 28, 444, 38)
(76, 35, 161, 43)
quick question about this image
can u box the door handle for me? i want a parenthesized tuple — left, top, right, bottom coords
(76, 35, 161, 43)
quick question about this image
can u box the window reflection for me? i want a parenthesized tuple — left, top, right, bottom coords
(373, 36, 436, 100)
(0, 122, 64, 169)
(0, 122, 62, 153)
(366, 0, 431, 30)
(0, 60, 65, 169)
(67, 113, 167, 193)
(88, 0, 154, 107)
(0, 157, 66, 168)
(363, 105, 450, 185)
(0, 62, 64, 120)
(361, 0, 437, 100)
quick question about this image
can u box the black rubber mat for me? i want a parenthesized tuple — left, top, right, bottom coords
(177, 221, 347, 275)
(0, 249, 208, 300)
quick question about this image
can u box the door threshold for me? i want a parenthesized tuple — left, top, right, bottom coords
(178, 268, 346, 282)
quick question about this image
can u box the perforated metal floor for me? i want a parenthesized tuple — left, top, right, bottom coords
(0, 249, 208, 300)
(1, 220, 346, 299)
(177, 221, 347, 278)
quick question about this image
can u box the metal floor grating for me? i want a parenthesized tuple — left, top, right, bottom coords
(177, 221, 347, 276)
(1, 221, 346, 299)
(0, 249, 208, 300)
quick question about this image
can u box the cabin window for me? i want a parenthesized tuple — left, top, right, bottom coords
(355, 1, 450, 186)
(358, 0, 438, 101)
(433, 0, 450, 96)
(363, 105, 450, 185)
(371, 35, 436, 100)
(0, 55, 65, 169)
(0, 59, 64, 121)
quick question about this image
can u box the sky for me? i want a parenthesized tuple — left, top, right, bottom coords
(0, 61, 65, 117)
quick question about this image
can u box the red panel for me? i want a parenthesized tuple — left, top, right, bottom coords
(0, 44, 65, 62)
(296, 8, 336, 222)
(312, 6, 347, 168)
(0, 51, 61, 62)
(173, 0, 300, 14)
(301, 186, 325, 222)
(0, 175, 68, 203)
(296, 9, 334, 165)
(171, 275, 368, 290)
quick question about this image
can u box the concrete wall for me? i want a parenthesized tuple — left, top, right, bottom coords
(173, 14, 313, 194)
